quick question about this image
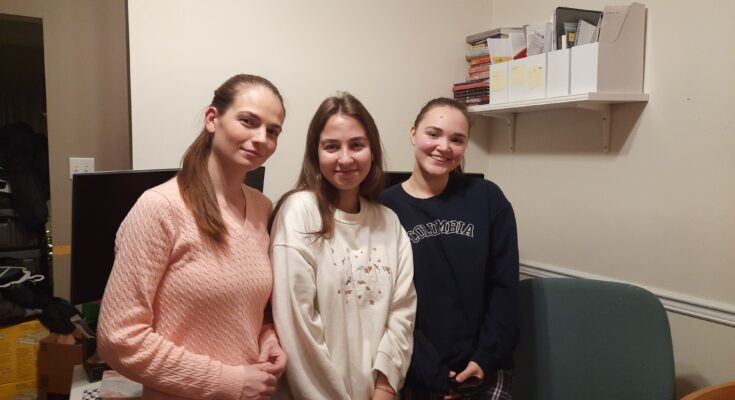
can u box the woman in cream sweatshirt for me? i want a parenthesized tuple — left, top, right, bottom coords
(270, 92, 416, 400)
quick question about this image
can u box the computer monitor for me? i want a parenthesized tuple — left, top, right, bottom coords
(69, 167, 265, 305)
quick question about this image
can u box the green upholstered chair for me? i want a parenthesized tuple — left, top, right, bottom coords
(513, 278, 675, 400)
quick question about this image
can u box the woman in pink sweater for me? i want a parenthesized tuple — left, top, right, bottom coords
(97, 74, 287, 400)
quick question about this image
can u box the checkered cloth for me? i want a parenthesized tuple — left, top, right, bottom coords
(401, 369, 512, 400)
(81, 388, 100, 400)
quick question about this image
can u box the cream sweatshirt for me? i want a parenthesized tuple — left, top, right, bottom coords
(270, 191, 416, 400)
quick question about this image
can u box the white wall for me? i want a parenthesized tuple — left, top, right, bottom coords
(128, 0, 492, 201)
(494, 1, 735, 397)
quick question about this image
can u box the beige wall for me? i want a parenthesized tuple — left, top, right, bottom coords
(127, 0, 493, 201)
(0, 0, 130, 299)
(495, 1, 735, 397)
(48, 0, 732, 396)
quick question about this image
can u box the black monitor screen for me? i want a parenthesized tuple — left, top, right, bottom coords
(384, 171, 484, 188)
(69, 167, 265, 305)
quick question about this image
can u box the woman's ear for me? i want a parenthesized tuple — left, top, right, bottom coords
(204, 106, 218, 133)
(409, 126, 417, 145)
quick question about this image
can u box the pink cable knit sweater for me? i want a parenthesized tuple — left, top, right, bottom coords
(97, 179, 274, 400)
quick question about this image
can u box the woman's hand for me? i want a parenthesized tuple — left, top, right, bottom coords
(443, 370, 460, 400)
(442, 362, 485, 400)
(372, 371, 396, 400)
(455, 360, 484, 383)
(240, 363, 276, 399)
(257, 338, 288, 378)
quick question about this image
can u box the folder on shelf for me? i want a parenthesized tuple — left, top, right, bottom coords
(570, 2, 646, 94)
(553, 6, 602, 50)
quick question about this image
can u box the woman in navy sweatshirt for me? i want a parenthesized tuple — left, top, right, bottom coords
(380, 98, 518, 399)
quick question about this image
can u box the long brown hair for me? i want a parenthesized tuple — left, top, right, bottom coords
(273, 92, 385, 239)
(413, 97, 471, 175)
(178, 74, 284, 243)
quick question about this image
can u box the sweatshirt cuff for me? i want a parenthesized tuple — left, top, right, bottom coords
(219, 364, 245, 400)
(373, 351, 403, 392)
(471, 352, 494, 380)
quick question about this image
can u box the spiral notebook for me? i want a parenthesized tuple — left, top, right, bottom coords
(574, 19, 599, 46)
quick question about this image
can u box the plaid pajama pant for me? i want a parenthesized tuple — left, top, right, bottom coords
(400, 369, 512, 400)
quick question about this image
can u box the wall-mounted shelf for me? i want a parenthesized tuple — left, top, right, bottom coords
(467, 92, 649, 152)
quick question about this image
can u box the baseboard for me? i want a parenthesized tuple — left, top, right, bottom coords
(520, 259, 735, 328)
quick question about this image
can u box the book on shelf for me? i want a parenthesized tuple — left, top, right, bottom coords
(466, 27, 524, 44)
(454, 91, 489, 101)
(457, 96, 490, 105)
(469, 56, 491, 66)
(453, 86, 490, 96)
(468, 64, 490, 74)
(452, 80, 489, 92)
(465, 46, 490, 61)
(468, 71, 490, 80)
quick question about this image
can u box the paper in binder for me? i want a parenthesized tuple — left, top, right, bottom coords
(573, 19, 599, 46)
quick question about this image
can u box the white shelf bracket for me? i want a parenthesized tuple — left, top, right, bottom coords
(577, 103, 612, 153)
(485, 112, 517, 152)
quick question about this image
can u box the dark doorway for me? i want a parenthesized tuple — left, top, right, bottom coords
(0, 14, 52, 293)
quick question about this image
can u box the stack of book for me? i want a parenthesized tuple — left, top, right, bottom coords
(453, 32, 491, 106)
(454, 27, 524, 106)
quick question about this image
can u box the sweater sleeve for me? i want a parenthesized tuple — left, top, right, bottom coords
(96, 190, 245, 400)
(471, 188, 519, 376)
(270, 197, 351, 400)
(373, 225, 417, 392)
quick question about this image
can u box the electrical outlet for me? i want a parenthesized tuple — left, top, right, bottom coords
(69, 157, 95, 179)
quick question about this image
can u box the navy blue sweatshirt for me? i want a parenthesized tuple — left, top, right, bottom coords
(380, 175, 518, 393)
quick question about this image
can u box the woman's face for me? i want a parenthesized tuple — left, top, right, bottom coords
(318, 113, 372, 201)
(205, 85, 284, 172)
(411, 105, 469, 178)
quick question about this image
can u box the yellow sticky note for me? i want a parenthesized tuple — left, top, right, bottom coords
(511, 65, 526, 86)
(490, 71, 507, 92)
(528, 66, 544, 89)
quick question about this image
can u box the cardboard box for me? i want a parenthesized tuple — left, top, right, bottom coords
(0, 320, 49, 385)
(37, 333, 84, 396)
(0, 378, 37, 400)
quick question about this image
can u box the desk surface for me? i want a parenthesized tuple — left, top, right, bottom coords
(69, 365, 101, 400)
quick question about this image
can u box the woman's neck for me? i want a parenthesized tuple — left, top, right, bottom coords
(207, 155, 247, 209)
(403, 166, 449, 199)
(336, 190, 360, 214)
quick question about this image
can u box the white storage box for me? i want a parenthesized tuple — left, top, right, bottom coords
(489, 62, 508, 104)
(524, 53, 546, 100)
(546, 49, 570, 97)
(508, 54, 546, 102)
